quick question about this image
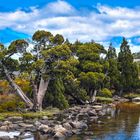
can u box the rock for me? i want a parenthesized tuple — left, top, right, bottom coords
(34, 121, 41, 127)
(38, 124, 49, 133)
(132, 97, 140, 102)
(10, 124, 19, 130)
(42, 116, 48, 120)
(78, 113, 89, 119)
(72, 129, 81, 135)
(18, 123, 33, 128)
(97, 120, 104, 124)
(93, 105, 102, 111)
(83, 131, 94, 135)
(89, 116, 98, 122)
(0, 136, 10, 140)
(3, 121, 12, 126)
(70, 121, 88, 130)
(0, 121, 13, 131)
(46, 128, 56, 136)
(40, 119, 49, 125)
(88, 110, 97, 116)
(98, 111, 105, 116)
(0, 126, 9, 131)
(54, 125, 67, 135)
(7, 117, 23, 122)
(53, 132, 65, 139)
(63, 123, 72, 130)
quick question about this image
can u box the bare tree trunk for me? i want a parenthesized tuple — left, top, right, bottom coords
(1, 63, 33, 108)
(91, 89, 97, 103)
(36, 77, 50, 111)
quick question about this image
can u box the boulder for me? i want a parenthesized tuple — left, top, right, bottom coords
(42, 116, 48, 120)
(3, 121, 12, 126)
(0, 136, 10, 140)
(54, 125, 67, 135)
(38, 124, 49, 133)
(69, 121, 88, 130)
(63, 123, 72, 130)
(93, 105, 102, 111)
(98, 111, 105, 116)
(88, 110, 97, 116)
(34, 121, 41, 127)
(7, 117, 23, 122)
(18, 123, 33, 128)
(0, 126, 9, 131)
(132, 97, 140, 102)
(53, 132, 65, 139)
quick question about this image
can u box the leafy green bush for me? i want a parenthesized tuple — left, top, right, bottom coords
(99, 88, 112, 97)
(0, 94, 25, 112)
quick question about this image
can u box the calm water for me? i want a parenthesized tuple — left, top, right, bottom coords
(67, 103, 140, 140)
(0, 103, 140, 140)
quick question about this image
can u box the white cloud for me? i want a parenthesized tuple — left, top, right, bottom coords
(0, 0, 140, 52)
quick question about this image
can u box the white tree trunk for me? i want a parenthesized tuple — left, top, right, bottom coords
(36, 77, 50, 111)
(2, 63, 33, 108)
(91, 90, 97, 103)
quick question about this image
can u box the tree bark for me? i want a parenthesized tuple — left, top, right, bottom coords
(91, 89, 97, 103)
(36, 77, 50, 111)
(1, 63, 33, 108)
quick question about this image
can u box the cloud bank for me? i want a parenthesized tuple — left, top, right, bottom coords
(0, 0, 140, 52)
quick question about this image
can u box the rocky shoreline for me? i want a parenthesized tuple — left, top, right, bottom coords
(0, 96, 130, 140)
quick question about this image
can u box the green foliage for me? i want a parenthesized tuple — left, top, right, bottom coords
(96, 96, 113, 103)
(0, 95, 25, 112)
(118, 38, 139, 92)
(79, 72, 105, 89)
(99, 88, 112, 97)
(0, 29, 139, 111)
(46, 78, 69, 109)
(106, 45, 121, 90)
(32, 30, 53, 43)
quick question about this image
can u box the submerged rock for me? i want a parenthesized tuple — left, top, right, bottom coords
(0, 136, 10, 140)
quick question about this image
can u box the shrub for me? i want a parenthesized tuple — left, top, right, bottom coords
(99, 88, 112, 97)
(0, 94, 25, 112)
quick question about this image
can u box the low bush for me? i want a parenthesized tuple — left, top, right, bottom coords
(99, 88, 112, 97)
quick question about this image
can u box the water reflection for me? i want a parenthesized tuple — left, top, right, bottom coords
(68, 103, 140, 140)
(1, 103, 140, 140)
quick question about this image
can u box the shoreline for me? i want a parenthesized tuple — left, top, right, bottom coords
(0, 98, 128, 140)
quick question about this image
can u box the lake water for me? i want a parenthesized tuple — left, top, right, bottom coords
(0, 103, 140, 140)
(68, 103, 140, 140)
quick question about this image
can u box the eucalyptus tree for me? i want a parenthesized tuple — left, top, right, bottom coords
(0, 30, 73, 111)
(0, 41, 34, 108)
(20, 30, 72, 111)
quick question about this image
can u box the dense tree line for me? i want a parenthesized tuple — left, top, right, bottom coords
(0, 30, 139, 111)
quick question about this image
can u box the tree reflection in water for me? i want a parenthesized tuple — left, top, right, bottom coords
(34, 103, 140, 140)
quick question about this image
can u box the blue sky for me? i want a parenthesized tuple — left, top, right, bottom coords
(0, 0, 140, 52)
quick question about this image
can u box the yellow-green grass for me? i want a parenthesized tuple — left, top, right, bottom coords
(96, 96, 113, 103)
(0, 107, 60, 121)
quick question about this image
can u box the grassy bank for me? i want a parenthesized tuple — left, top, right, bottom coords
(0, 107, 60, 121)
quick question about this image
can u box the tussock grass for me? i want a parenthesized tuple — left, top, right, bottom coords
(0, 107, 60, 120)
(96, 96, 113, 103)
